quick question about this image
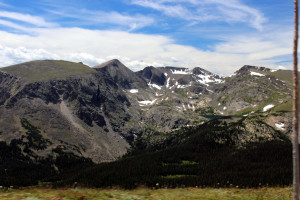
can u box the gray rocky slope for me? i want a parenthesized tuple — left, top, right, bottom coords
(0, 59, 295, 164)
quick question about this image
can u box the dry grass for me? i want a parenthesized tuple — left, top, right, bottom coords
(0, 187, 292, 200)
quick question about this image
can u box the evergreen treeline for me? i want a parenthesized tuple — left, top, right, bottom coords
(59, 117, 293, 189)
(0, 118, 93, 187)
(0, 116, 294, 189)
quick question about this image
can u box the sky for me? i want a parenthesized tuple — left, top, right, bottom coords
(0, 0, 294, 75)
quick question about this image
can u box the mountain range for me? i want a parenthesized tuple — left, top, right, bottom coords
(0, 59, 297, 186)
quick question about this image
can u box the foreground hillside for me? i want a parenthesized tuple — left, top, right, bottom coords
(57, 113, 291, 189)
(0, 187, 292, 200)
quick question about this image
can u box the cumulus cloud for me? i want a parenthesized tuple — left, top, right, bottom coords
(0, 45, 59, 66)
(0, 25, 292, 75)
(276, 65, 288, 70)
(66, 53, 105, 67)
(0, 45, 109, 67)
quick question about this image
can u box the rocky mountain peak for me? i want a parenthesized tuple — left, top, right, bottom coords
(136, 66, 166, 86)
(137, 66, 160, 80)
(236, 65, 271, 75)
(94, 59, 122, 69)
(192, 67, 209, 75)
(94, 59, 148, 89)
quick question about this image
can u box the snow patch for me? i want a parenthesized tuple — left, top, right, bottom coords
(196, 74, 223, 85)
(196, 74, 213, 86)
(176, 106, 182, 111)
(263, 104, 274, 112)
(275, 123, 285, 130)
(214, 78, 223, 83)
(164, 73, 168, 77)
(166, 78, 170, 88)
(250, 71, 265, 77)
(129, 89, 138, 94)
(182, 103, 186, 111)
(243, 111, 254, 116)
(177, 84, 187, 89)
(148, 83, 162, 90)
(139, 99, 157, 106)
(171, 69, 191, 75)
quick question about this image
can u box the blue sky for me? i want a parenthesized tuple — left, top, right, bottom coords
(0, 0, 294, 75)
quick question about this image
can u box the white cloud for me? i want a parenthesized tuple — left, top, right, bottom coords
(213, 28, 292, 66)
(0, 45, 59, 66)
(132, 0, 217, 21)
(131, 0, 266, 30)
(43, 8, 154, 31)
(0, 4, 154, 32)
(0, 19, 32, 31)
(203, 0, 266, 29)
(0, 44, 109, 67)
(0, 1, 11, 7)
(132, 0, 189, 19)
(0, 11, 57, 27)
(0, 25, 293, 75)
(276, 65, 288, 70)
(66, 53, 105, 66)
(89, 11, 155, 31)
(0, 3, 291, 75)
